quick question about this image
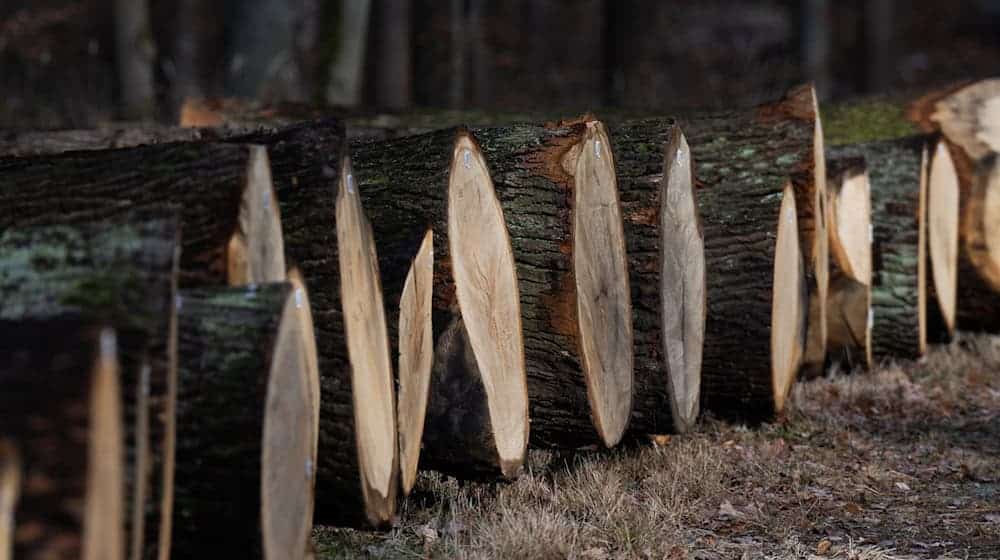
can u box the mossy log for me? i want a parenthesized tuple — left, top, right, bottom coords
(227, 120, 398, 526)
(681, 98, 817, 421)
(0, 318, 124, 560)
(0, 215, 179, 560)
(609, 119, 704, 435)
(830, 137, 929, 360)
(173, 283, 318, 560)
(0, 141, 285, 287)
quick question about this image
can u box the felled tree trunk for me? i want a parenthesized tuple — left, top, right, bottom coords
(351, 127, 526, 482)
(0, 318, 124, 560)
(173, 282, 318, 560)
(682, 98, 818, 421)
(227, 120, 398, 526)
(0, 126, 220, 157)
(830, 137, 929, 360)
(908, 80, 1000, 332)
(0, 215, 178, 560)
(610, 119, 704, 435)
(0, 141, 285, 287)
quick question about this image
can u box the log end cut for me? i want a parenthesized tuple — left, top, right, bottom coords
(396, 230, 434, 495)
(573, 121, 634, 446)
(771, 181, 809, 412)
(658, 128, 704, 432)
(335, 156, 399, 525)
(928, 140, 960, 337)
(227, 145, 287, 285)
(261, 283, 321, 559)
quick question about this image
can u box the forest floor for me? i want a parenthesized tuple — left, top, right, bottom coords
(313, 334, 1000, 559)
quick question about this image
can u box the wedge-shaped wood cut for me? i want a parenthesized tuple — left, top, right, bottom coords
(0, 142, 285, 287)
(172, 282, 318, 560)
(0, 439, 19, 560)
(820, 157, 874, 371)
(831, 137, 929, 361)
(0, 215, 179, 560)
(611, 120, 704, 434)
(352, 128, 527, 480)
(0, 320, 124, 560)
(926, 140, 960, 340)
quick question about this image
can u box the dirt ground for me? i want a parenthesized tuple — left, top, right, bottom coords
(313, 334, 1000, 559)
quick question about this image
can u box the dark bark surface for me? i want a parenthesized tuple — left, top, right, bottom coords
(0, 317, 118, 560)
(0, 214, 178, 560)
(0, 140, 260, 286)
(0, 125, 228, 157)
(831, 137, 927, 360)
(681, 108, 809, 421)
(172, 283, 290, 559)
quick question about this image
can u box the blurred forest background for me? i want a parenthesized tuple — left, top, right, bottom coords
(2, 0, 1000, 129)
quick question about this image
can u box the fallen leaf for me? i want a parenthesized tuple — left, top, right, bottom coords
(717, 500, 744, 519)
(895, 481, 911, 492)
(651, 434, 672, 447)
(581, 547, 608, 559)
(816, 538, 832, 555)
(845, 503, 863, 514)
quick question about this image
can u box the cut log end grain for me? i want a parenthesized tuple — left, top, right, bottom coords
(0, 440, 18, 560)
(448, 133, 528, 472)
(173, 284, 318, 560)
(928, 140, 960, 337)
(573, 121, 634, 446)
(397, 230, 434, 495)
(827, 274, 873, 370)
(335, 156, 398, 525)
(227, 145, 288, 285)
(261, 286, 319, 559)
(918, 145, 930, 356)
(828, 158, 873, 285)
(771, 180, 809, 412)
(85, 330, 125, 560)
(0, 322, 124, 560)
(659, 128, 704, 432)
(810, 85, 831, 365)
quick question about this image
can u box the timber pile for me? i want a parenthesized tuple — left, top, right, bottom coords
(3, 78, 1000, 556)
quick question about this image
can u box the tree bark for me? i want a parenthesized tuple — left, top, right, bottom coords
(0, 125, 227, 158)
(0, 215, 178, 560)
(173, 283, 317, 560)
(0, 318, 124, 560)
(0, 141, 285, 287)
(830, 137, 928, 360)
(609, 119, 704, 435)
(681, 103, 815, 421)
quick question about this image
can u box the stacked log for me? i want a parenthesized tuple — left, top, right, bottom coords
(610, 120, 704, 435)
(0, 319, 124, 560)
(907, 80, 1000, 332)
(683, 87, 822, 421)
(829, 138, 929, 360)
(0, 216, 179, 560)
(172, 282, 318, 560)
(821, 157, 874, 370)
(227, 121, 399, 526)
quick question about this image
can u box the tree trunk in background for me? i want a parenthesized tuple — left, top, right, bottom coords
(0, 319, 124, 560)
(0, 215, 179, 560)
(113, 0, 155, 119)
(325, 0, 372, 106)
(371, 0, 411, 109)
(224, 0, 300, 101)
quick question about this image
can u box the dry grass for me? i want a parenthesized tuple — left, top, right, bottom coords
(315, 334, 1000, 559)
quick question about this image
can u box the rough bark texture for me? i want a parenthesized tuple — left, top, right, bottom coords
(350, 129, 485, 474)
(609, 118, 702, 435)
(172, 283, 306, 560)
(682, 109, 810, 421)
(0, 140, 262, 287)
(225, 119, 396, 526)
(830, 137, 927, 360)
(0, 125, 229, 158)
(469, 121, 630, 449)
(0, 318, 120, 560)
(0, 215, 178, 560)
